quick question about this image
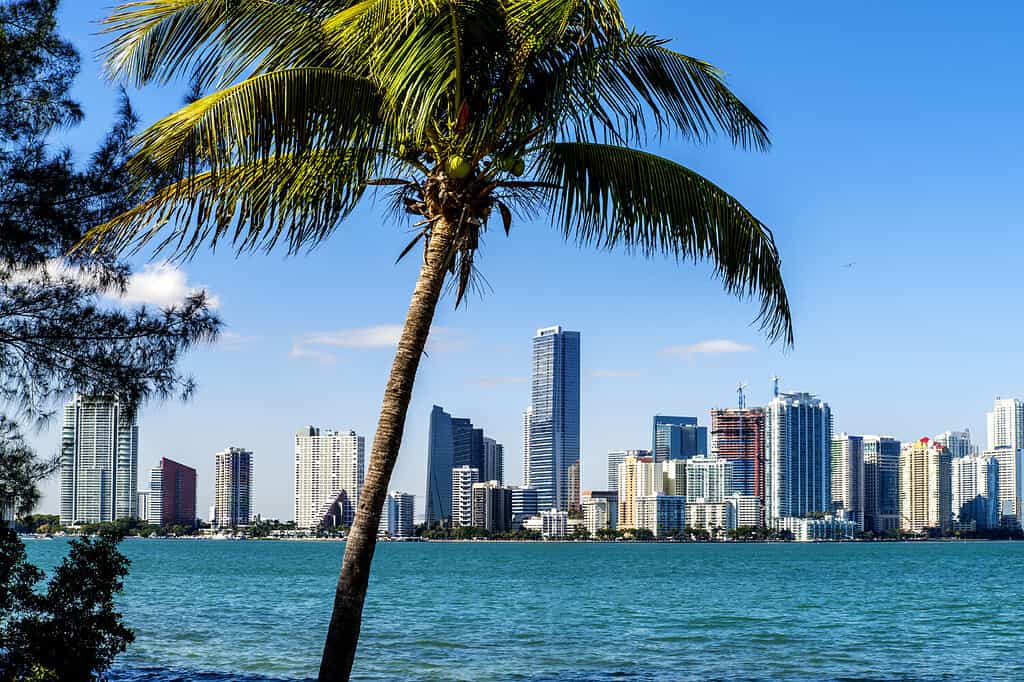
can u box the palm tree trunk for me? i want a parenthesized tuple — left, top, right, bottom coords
(318, 215, 455, 681)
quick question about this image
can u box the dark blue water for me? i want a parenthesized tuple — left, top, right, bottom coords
(23, 538, 1024, 680)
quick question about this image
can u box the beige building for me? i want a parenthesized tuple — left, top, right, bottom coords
(661, 459, 687, 496)
(617, 454, 658, 529)
(899, 438, 952, 534)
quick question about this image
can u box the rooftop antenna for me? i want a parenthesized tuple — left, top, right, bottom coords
(771, 375, 781, 398)
(737, 382, 748, 409)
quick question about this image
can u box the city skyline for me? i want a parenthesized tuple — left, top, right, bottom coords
(28, 2, 1024, 521)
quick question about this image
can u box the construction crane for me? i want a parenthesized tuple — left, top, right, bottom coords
(737, 382, 748, 409)
(771, 375, 782, 398)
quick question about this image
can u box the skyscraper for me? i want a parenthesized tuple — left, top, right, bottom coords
(483, 437, 504, 484)
(567, 460, 581, 513)
(863, 436, 901, 533)
(607, 449, 650, 492)
(951, 454, 999, 530)
(685, 457, 732, 503)
(527, 326, 580, 512)
(617, 454, 658, 529)
(510, 486, 539, 528)
(214, 447, 252, 528)
(385, 491, 415, 537)
(900, 438, 952, 535)
(831, 434, 865, 531)
(294, 427, 365, 529)
(710, 407, 766, 502)
(935, 430, 974, 459)
(765, 392, 832, 523)
(148, 457, 197, 527)
(425, 405, 455, 525)
(471, 481, 512, 533)
(60, 395, 138, 526)
(652, 415, 707, 462)
(451, 466, 479, 528)
(985, 397, 1024, 525)
(425, 405, 499, 525)
(522, 407, 532, 485)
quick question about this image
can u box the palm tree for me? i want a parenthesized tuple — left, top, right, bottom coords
(83, 2, 793, 679)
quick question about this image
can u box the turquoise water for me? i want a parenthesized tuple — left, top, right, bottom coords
(23, 538, 1024, 680)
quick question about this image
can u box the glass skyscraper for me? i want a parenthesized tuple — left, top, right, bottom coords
(425, 405, 455, 525)
(652, 415, 707, 462)
(527, 326, 580, 512)
(765, 392, 833, 523)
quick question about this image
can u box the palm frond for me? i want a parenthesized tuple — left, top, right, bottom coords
(536, 142, 792, 343)
(128, 68, 387, 178)
(79, 151, 371, 258)
(101, 0, 339, 87)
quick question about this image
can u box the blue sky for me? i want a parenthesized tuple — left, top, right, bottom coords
(30, 2, 1024, 520)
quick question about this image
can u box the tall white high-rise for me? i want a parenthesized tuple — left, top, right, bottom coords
(951, 454, 999, 530)
(765, 392, 833, 523)
(685, 457, 732, 503)
(987, 398, 1024, 451)
(294, 427, 365, 529)
(384, 491, 415, 537)
(451, 466, 479, 527)
(831, 434, 865, 531)
(214, 447, 252, 528)
(59, 395, 138, 526)
(527, 326, 580, 512)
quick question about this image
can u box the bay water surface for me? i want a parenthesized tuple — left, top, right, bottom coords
(24, 538, 1024, 680)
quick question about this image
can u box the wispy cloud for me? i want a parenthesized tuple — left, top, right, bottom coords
(589, 368, 641, 378)
(662, 339, 755, 355)
(470, 375, 529, 387)
(290, 325, 466, 363)
(219, 331, 260, 351)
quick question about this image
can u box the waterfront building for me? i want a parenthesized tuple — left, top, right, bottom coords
(483, 437, 504, 484)
(510, 486, 539, 528)
(137, 491, 151, 523)
(617, 454, 659, 529)
(652, 416, 707, 462)
(935, 430, 975, 459)
(765, 392, 833, 523)
(294, 427, 364, 530)
(149, 457, 198, 527)
(522, 407, 532, 487)
(636, 494, 686, 537)
(527, 326, 581, 512)
(710, 407, 766, 504)
(685, 457, 732, 503)
(582, 490, 618, 529)
(899, 438, 952, 535)
(987, 397, 1024, 452)
(60, 394, 139, 526)
(951, 455, 999, 531)
(471, 481, 512, 533)
(582, 496, 611, 534)
(214, 447, 253, 528)
(540, 508, 568, 539)
(831, 434, 865, 531)
(686, 501, 730, 537)
(776, 515, 858, 542)
(451, 466, 480, 528)
(425, 406, 499, 525)
(725, 494, 763, 528)
(607, 449, 650, 492)
(662, 459, 686, 496)
(987, 446, 1024, 526)
(863, 436, 901, 533)
(384, 491, 415, 537)
(567, 461, 581, 514)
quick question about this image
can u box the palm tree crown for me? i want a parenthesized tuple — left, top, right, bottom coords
(87, 0, 792, 342)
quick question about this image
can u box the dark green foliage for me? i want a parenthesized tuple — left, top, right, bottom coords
(0, 526, 133, 681)
(0, 0, 221, 423)
(0, 418, 55, 518)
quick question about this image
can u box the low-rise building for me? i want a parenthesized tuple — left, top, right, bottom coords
(541, 508, 568, 539)
(510, 486, 539, 529)
(725, 494, 762, 528)
(582, 496, 612, 535)
(686, 501, 730, 537)
(636, 494, 686, 537)
(775, 515, 857, 542)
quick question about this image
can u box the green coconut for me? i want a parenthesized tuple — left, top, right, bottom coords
(447, 155, 471, 179)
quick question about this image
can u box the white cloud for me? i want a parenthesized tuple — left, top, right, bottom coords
(589, 368, 641, 378)
(7, 259, 219, 309)
(662, 339, 755, 355)
(121, 263, 220, 308)
(290, 325, 466, 363)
